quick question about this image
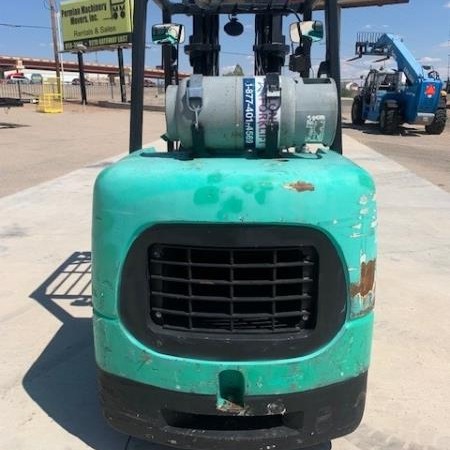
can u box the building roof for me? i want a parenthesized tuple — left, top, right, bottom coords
(153, 0, 409, 14)
(313, 0, 409, 9)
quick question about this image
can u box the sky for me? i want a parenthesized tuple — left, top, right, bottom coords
(0, 0, 449, 81)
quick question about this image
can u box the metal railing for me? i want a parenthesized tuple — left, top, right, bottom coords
(0, 82, 165, 106)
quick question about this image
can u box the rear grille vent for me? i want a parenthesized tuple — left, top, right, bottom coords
(148, 245, 318, 334)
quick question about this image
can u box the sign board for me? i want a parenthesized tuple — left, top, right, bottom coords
(61, 0, 133, 51)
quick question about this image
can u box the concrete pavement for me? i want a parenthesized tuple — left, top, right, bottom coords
(1, 135, 450, 450)
(341, 99, 450, 193)
(0, 104, 165, 197)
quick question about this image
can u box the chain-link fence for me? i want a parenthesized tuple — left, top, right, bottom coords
(0, 82, 165, 107)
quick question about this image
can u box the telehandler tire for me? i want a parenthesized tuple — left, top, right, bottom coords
(351, 97, 365, 126)
(425, 108, 447, 135)
(379, 106, 400, 135)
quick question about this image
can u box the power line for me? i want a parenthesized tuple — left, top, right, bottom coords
(222, 51, 254, 56)
(447, 26, 450, 82)
(0, 22, 51, 30)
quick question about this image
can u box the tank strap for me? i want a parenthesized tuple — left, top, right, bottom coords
(187, 74, 204, 129)
(187, 75, 205, 152)
(264, 73, 281, 158)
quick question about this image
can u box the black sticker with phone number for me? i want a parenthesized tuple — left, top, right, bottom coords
(243, 78, 256, 150)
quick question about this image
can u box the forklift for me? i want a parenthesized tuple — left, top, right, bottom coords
(92, 0, 397, 448)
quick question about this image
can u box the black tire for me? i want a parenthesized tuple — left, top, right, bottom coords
(379, 106, 400, 135)
(425, 108, 447, 135)
(351, 97, 365, 125)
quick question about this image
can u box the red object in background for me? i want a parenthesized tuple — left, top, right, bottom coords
(425, 84, 436, 97)
(6, 72, 25, 79)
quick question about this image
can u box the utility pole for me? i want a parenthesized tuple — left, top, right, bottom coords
(447, 27, 450, 91)
(49, 0, 61, 91)
(445, 55, 450, 93)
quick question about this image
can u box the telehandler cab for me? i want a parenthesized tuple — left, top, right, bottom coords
(92, 0, 404, 448)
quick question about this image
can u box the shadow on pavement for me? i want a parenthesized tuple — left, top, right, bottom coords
(0, 122, 30, 129)
(21, 253, 334, 450)
(342, 121, 427, 137)
(22, 252, 128, 450)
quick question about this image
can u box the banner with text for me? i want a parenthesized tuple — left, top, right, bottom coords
(61, 0, 133, 51)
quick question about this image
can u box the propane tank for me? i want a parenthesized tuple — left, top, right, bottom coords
(165, 75, 338, 151)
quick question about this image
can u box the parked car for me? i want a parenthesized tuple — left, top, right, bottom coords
(72, 78, 94, 86)
(144, 78, 156, 87)
(30, 73, 43, 84)
(6, 76, 30, 85)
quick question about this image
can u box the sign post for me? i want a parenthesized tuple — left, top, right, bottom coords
(77, 50, 88, 105)
(118, 47, 127, 103)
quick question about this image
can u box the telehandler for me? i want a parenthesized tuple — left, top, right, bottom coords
(92, 0, 406, 448)
(351, 32, 447, 135)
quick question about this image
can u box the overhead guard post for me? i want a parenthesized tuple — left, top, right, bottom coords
(129, 0, 149, 153)
(325, 0, 343, 154)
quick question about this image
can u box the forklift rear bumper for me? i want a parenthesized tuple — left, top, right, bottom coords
(99, 368, 367, 450)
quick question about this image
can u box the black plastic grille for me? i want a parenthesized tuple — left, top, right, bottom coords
(148, 245, 318, 334)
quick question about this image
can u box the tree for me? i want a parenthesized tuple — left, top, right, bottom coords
(223, 64, 244, 76)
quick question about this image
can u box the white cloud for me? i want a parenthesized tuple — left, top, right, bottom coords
(434, 66, 449, 76)
(419, 56, 442, 64)
(444, 1, 450, 7)
(339, 56, 398, 80)
(221, 65, 237, 74)
(364, 24, 372, 29)
(439, 41, 450, 48)
(245, 56, 254, 67)
(340, 59, 369, 80)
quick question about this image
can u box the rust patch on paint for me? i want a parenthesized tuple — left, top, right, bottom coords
(283, 181, 315, 192)
(217, 400, 251, 415)
(350, 260, 376, 297)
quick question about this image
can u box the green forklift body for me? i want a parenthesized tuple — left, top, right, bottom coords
(92, 147, 376, 448)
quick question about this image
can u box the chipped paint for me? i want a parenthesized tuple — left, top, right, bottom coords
(283, 181, 315, 192)
(351, 260, 376, 297)
(140, 352, 152, 364)
(359, 208, 370, 216)
(350, 260, 376, 318)
(359, 195, 368, 205)
(216, 399, 251, 415)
